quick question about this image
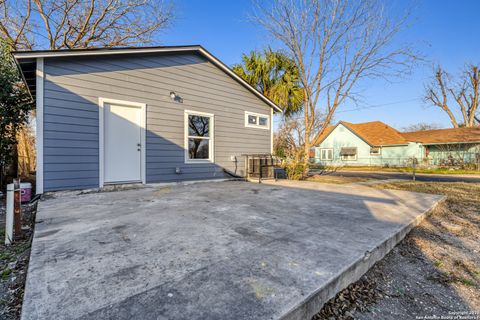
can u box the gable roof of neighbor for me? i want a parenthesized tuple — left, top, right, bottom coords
(317, 121, 409, 147)
(317, 120, 480, 146)
(401, 126, 480, 144)
(12, 45, 283, 113)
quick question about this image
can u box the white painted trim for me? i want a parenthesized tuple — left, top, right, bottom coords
(184, 110, 214, 164)
(370, 147, 382, 155)
(340, 147, 358, 161)
(270, 108, 274, 154)
(245, 111, 270, 130)
(98, 97, 146, 187)
(320, 148, 333, 161)
(14, 46, 198, 59)
(35, 58, 44, 194)
(13, 46, 283, 113)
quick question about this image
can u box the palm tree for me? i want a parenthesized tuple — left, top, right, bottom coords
(233, 49, 303, 116)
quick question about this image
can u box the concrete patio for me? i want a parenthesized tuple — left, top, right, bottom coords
(22, 180, 444, 320)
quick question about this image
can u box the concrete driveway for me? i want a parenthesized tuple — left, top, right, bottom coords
(22, 180, 443, 320)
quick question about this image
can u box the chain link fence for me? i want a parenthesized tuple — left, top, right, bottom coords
(312, 152, 480, 171)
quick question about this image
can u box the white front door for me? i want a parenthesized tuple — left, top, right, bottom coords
(104, 103, 142, 183)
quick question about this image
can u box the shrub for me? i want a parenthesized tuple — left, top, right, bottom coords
(285, 160, 307, 180)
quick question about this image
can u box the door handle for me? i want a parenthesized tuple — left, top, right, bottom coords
(137, 143, 141, 147)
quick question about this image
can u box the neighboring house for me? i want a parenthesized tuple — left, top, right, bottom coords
(313, 121, 480, 167)
(402, 127, 480, 166)
(13, 45, 282, 193)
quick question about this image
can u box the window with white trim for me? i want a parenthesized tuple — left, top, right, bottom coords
(245, 111, 270, 129)
(320, 148, 333, 160)
(185, 111, 214, 163)
(340, 147, 357, 161)
(370, 147, 381, 155)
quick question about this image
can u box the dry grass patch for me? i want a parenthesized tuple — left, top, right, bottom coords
(313, 182, 480, 319)
(306, 174, 371, 184)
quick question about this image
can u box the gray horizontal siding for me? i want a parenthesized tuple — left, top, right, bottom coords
(43, 51, 272, 191)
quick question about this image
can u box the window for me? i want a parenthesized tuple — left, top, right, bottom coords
(370, 147, 381, 155)
(320, 148, 333, 160)
(340, 147, 357, 161)
(185, 111, 214, 163)
(245, 111, 270, 129)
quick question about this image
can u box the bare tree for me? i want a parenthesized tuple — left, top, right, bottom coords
(0, 0, 174, 50)
(253, 0, 417, 168)
(402, 122, 442, 132)
(425, 65, 480, 128)
(0, 0, 173, 179)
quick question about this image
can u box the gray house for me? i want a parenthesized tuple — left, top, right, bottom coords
(13, 45, 281, 193)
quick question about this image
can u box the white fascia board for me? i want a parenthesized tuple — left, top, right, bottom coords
(13, 46, 283, 113)
(35, 58, 44, 194)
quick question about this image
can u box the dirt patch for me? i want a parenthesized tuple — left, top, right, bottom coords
(313, 182, 480, 319)
(0, 201, 37, 320)
(307, 174, 371, 184)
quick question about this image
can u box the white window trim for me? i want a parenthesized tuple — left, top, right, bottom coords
(341, 154, 358, 161)
(370, 147, 382, 155)
(340, 147, 358, 161)
(245, 111, 270, 130)
(35, 58, 44, 194)
(270, 108, 274, 153)
(340, 154, 357, 161)
(320, 148, 333, 161)
(98, 97, 147, 188)
(184, 110, 214, 164)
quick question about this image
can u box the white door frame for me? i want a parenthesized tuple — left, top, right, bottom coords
(98, 97, 146, 188)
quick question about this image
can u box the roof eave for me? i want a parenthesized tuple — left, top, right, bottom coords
(378, 143, 409, 147)
(12, 56, 35, 102)
(13, 45, 284, 113)
(422, 141, 480, 145)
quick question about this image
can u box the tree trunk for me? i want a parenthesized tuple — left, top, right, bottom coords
(303, 95, 311, 178)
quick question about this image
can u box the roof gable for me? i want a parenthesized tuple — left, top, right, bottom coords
(12, 45, 283, 113)
(316, 121, 408, 146)
(341, 121, 408, 146)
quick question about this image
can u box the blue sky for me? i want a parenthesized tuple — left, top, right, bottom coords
(160, 0, 480, 130)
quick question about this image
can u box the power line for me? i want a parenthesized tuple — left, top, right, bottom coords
(335, 98, 422, 114)
(274, 97, 423, 122)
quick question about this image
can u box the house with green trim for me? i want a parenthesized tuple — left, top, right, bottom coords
(312, 121, 480, 167)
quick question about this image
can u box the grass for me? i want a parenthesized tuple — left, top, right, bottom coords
(0, 268, 12, 280)
(372, 181, 480, 292)
(333, 166, 480, 175)
(457, 277, 476, 287)
(371, 181, 480, 202)
(306, 174, 372, 184)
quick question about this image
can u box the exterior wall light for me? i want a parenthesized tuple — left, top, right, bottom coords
(169, 91, 183, 103)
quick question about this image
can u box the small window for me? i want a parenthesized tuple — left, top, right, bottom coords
(245, 111, 269, 129)
(340, 147, 357, 161)
(185, 111, 214, 163)
(370, 147, 381, 155)
(320, 148, 333, 160)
